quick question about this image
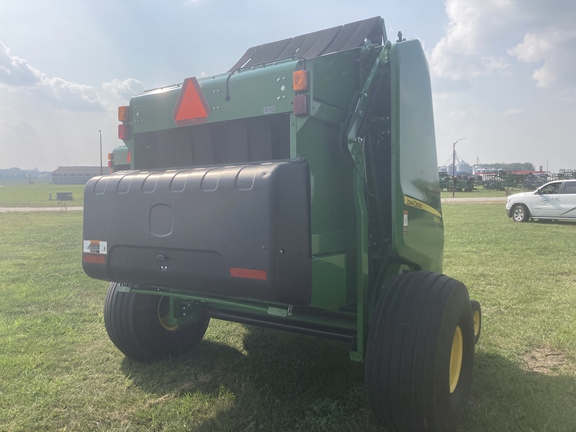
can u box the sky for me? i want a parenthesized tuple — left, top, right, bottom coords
(0, 0, 575, 172)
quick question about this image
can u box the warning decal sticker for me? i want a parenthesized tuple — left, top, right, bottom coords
(83, 240, 108, 254)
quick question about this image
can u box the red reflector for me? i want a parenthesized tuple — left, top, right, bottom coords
(83, 254, 106, 264)
(118, 124, 131, 139)
(230, 267, 267, 281)
(126, 150, 131, 163)
(173, 77, 211, 127)
(108, 161, 113, 168)
(293, 94, 308, 116)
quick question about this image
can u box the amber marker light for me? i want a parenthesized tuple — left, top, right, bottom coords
(293, 70, 308, 92)
(118, 106, 130, 122)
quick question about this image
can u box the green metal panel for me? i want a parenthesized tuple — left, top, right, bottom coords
(389, 40, 443, 273)
(128, 61, 298, 136)
(294, 116, 356, 258)
(310, 254, 348, 311)
(130, 86, 180, 133)
(309, 51, 360, 112)
(117, 285, 357, 333)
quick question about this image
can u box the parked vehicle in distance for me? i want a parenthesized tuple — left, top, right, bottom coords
(506, 180, 576, 222)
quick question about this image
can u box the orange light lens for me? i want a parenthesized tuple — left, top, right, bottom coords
(293, 70, 308, 92)
(118, 106, 129, 122)
(107, 152, 113, 161)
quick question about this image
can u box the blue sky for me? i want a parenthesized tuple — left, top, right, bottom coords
(1, 0, 575, 172)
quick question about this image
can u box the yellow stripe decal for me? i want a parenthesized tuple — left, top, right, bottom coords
(404, 196, 442, 219)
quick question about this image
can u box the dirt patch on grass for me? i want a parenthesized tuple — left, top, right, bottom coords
(523, 345, 567, 374)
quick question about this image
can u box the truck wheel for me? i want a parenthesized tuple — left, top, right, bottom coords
(365, 272, 474, 432)
(104, 282, 209, 362)
(470, 300, 481, 345)
(512, 204, 529, 222)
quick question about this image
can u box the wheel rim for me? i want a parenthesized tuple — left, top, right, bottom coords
(513, 207, 524, 221)
(473, 311, 480, 337)
(157, 296, 178, 331)
(449, 326, 463, 393)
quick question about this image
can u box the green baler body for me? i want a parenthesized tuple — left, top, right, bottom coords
(84, 17, 443, 360)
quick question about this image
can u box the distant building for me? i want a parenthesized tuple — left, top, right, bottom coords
(52, 166, 103, 185)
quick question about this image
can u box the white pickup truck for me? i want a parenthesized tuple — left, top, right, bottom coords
(506, 180, 576, 222)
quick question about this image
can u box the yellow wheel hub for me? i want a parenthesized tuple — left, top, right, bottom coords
(473, 310, 480, 337)
(449, 326, 463, 393)
(158, 297, 179, 331)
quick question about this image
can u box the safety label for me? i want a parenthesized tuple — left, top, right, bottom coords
(83, 240, 108, 254)
(403, 211, 408, 236)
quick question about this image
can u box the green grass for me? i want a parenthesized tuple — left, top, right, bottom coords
(0, 183, 521, 207)
(0, 184, 85, 207)
(0, 205, 575, 431)
(441, 187, 523, 199)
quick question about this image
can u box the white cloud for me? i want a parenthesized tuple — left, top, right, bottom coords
(430, 0, 576, 94)
(0, 42, 42, 87)
(508, 28, 576, 88)
(503, 108, 523, 116)
(102, 78, 145, 102)
(0, 118, 37, 136)
(428, 0, 512, 81)
(0, 41, 105, 112)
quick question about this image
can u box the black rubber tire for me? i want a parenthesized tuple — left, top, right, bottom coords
(365, 272, 475, 432)
(511, 204, 530, 222)
(470, 300, 482, 345)
(104, 282, 209, 362)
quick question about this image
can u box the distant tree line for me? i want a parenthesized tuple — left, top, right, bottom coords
(480, 162, 535, 171)
(0, 168, 49, 179)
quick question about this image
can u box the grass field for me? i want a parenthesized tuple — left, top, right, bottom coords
(440, 187, 524, 199)
(0, 204, 575, 431)
(0, 182, 520, 209)
(0, 184, 85, 207)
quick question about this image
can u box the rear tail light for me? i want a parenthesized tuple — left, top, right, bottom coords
(118, 124, 131, 140)
(293, 94, 308, 116)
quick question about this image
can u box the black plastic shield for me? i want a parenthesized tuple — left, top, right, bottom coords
(82, 159, 312, 305)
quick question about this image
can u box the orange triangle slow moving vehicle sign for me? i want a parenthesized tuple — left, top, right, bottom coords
(172, 77, 211, 126)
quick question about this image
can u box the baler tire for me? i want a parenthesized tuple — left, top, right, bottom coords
(365, 271, 475, 432)
(470, 300, 482, 345)
(104, 282, 209, 362)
